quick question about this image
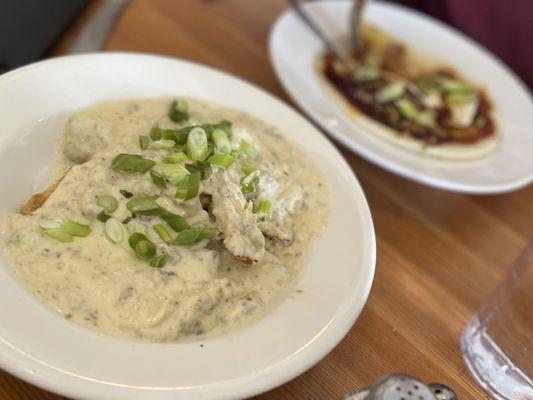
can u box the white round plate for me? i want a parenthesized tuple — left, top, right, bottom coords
(0, 53, 375, 400)
(269, 0, 533, 194)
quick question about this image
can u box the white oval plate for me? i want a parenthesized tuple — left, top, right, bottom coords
(0, 53, 375, 400)
(269, 0, 533, 194)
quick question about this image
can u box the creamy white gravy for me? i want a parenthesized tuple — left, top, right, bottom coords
(1, 98, 329, 342)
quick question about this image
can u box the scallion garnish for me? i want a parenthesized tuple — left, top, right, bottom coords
(120, 190, 133, 199)
(150, 254, 168, 268)
(126, 195, 159, 213)
(111, 154, 155, 173)
(208, 153, 235, 169)
(171, 227, 218, 246)
(239, 140, 256, 158)
(153, 223, 172, 242)
(161, 212, 190, 232)
(184, 161, 211, 180)
(105, 218, 128, 244)
(96, 195, 118, 213)
(212, 129, 231, 154)
(164, 152, 190, 164)
(175, 172, 201, 200)
(241, 170, 260, 199)
(61, 219, 91, 237)
(186, 127, 208, 161)
(128, 232, 157, 261)
(150, 126, 163, 140)
(149, 170, 167, 188)
(97, 211, 111, 223)
(148, 139, 175, 150)
(241, 164, 257, 175)
(139, 135, 150, 150)
(152, 163, 190, 185)
(255, 200, 272, 221)
(161, 127, 189, 145)
(168, 100, 189, 123)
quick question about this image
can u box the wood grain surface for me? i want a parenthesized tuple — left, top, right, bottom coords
(3, 1, 532, 399)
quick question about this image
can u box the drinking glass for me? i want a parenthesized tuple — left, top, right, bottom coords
(461, 241, 533, 399)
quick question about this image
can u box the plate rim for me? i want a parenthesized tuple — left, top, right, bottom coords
(0, 52, 376, 400)
(268, 0, 533, 194)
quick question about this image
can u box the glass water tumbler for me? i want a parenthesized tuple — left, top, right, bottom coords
(461, 241, 533, 399)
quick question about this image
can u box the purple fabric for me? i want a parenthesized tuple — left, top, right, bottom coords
(390, 0, 533, 90)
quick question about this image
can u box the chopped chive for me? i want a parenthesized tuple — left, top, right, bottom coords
(375, 81, 406, 103)
(96, 195, 118, 213)
(241, 170, 260, 199)
(171, 227, 218, 246)
(129, 233, 157, 261)
(64, 313, 72, 319)
(395, 99, 419, 120)
(149, 126, 163, 140)
(111, 154, 155, 173)
(239, 140, 256, 158)
(120, 190, 133, 199)
(97, 210, 111, 223)
(186, 127, 209, 161)
(185, 161, 211, 180)
(212, 129, 231, 154)
(122, 216, 133, 224)
(255, 200, 272, 221)
(148, 139, 175, 150)
(105, 218, 128, 243)
(152, 163, 190, 185)
(162, 127, 189, 145)
(153, 223, 172, 242)
(126, 195, 159, 213)
(40, 227, 73, 243)
(139, 135, 150, 150)
(150, 254, 168, 268)
(161, 212, 190, 232)
(164, 152, 190, 164)
(149, 170, 167, 188)
(208, 153, 235, 169)
(175, 172, 201, 200)
(62, 219, 91, 237)
(168, 100, 189, 123)
(241, 164, 257, 175)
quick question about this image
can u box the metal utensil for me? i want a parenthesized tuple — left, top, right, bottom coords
(344, 374, 458, 400)
(349, 0, 367, 56)
(286, 0, 353, 66)
(69, 0, 130, 53)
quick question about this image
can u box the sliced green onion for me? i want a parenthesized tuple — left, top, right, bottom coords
(208, 153, 235, 169)
(149, 170, 167, 188)
(153, 223, 172, 242)
(149, 139, 175, 150)
(241, 170, 260, 199)
(168, 100, 189, 123)
(395, 99, 419, 120)
(436, 77, 472, 94)
(97, 211, 111, 223)
(185, 161, 211, 180)
(129, 232, 156, 261)
(375, 81, 406, 103)
(171, 227, 218, 246)
(62, 219, 91, 237)
(139, 135, 150, 150)
(162, 127, 190, 145)
(42, 228, 73, 243)
(105, 218, 128, 243)
(149, 126, 163, 140)
(161, 212, 190, 232)
(96, 195, 118, 213)
(446, 91, 476, 106)
(122, 216, 133, 224)
(186, 127, 209, 161)
(40, 220, 73, 243)
(175, 172, 201, 200)
(212, 129, 231, 154)
(353, 66, 380, 82)
(255, 200, 272, 221)
(120, 190, 133, 199)
(164, 152, 189, 164)
(126, 195, 159, 213)
(152, 163, 190, 185)
(239, 140, 256, 158)
(150, 254, 168, 268)
(241, 164, 257, 175)
(111, 154, 155, 173)
(416, 111, 436, 127)
(210, 120, 232, 137)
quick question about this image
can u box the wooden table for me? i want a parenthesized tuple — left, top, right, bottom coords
(2, 1, 532, 399)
